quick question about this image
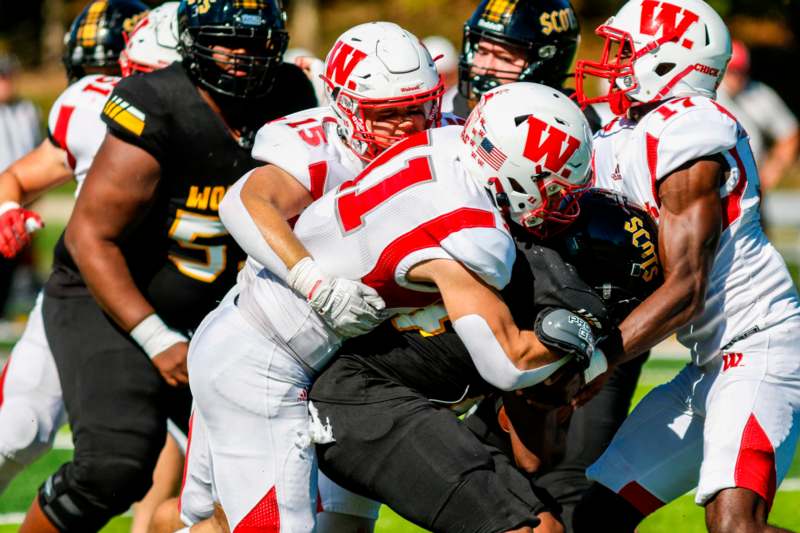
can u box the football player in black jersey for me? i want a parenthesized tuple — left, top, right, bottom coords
(20, 0, 316, 531)
(449, 0, 592, 122)
(308, 190, 660, 533)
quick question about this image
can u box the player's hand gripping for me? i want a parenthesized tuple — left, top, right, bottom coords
(0, 202, 43, 258)
(288, 257, 388, 337)
(151, 342, 190, 387)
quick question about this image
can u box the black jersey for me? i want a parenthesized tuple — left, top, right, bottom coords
(46, 62, 316, 331)
(319, 243, 612, 406)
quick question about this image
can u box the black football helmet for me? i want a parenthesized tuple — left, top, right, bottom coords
(459, 0, 580, 101)
(547, 189, 663, 325)
(63, 0, 148, 82)
(177, 0, 289, 99)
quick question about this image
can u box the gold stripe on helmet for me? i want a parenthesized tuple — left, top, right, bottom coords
(77, 0, 108, 47)
(482, 0, 519, 24)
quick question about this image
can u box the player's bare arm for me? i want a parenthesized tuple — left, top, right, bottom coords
(615, 156, 725, 363)
(221, 167, 387, 337)
(65, 133, 188, 386)
(239, 163, 314, 269)
(0, 139, 70, 258)
(0, 139, 73, 205)
(408, 258, 583, 390)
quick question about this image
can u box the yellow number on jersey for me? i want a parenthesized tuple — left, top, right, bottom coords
(168, 209, 228, 283)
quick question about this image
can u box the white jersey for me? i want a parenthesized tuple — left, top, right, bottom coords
(251, 105, 365, 203)
(593, 96, 800, 364)
(238, 125, 515, 370)
(47, 74, 119, 195)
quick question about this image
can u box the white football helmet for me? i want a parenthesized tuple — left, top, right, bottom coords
(119, 1, 182, 77)
(576, 0, 731, 115)
(323, 22, 444, 161)
(459, 82, 593, 236)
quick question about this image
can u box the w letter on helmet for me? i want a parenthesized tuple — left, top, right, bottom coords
(639, 1, 699, 49)
(523, 116, 580, 178)
(325, 41, 368, 88)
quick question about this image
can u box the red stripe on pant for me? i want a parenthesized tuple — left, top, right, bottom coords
(0, 354, 11, 407)
(235, 486, 280, 532)
(735, 414, 777, 510)
(618, 481, 665, 516)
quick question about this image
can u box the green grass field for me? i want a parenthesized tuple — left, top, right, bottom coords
(1, 358, 798, 532)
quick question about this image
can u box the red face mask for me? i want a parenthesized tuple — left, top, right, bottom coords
(574, 25, 638, 116)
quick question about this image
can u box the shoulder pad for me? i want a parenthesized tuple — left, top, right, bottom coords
(48, 75, 119, 139)
(642, 96, 739, 182)
(251, 108, 336, 190)
(440, 223, 516, 290)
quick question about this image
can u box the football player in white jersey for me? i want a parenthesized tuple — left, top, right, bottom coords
(186, 80, 596, 532)
(571, 1, 800, 531)
(177, 22, 449, 533)
(0, 0, 182, 524)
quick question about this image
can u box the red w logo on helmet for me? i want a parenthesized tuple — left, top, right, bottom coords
(523, 116, 581, 178)
(326, 41, 368, 89)
(639, 0, 699, 50)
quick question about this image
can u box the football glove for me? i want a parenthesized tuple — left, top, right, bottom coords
(0, 202, 43, 259)
(288, 257, 387, 337)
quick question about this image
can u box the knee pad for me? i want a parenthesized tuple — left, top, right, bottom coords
(39, 456, 156, 532)
(0, 400, 50, 465)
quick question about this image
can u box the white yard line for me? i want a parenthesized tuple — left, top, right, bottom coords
(53, 431, 74, 450)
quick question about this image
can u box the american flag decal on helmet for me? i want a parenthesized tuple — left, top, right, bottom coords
(477, 137, 507, 170)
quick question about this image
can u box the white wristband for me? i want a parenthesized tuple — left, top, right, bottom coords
(0, 201, 20, 216)
(130, 314, 188, 359)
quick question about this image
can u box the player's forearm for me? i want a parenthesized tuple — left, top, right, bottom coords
(243, 195, 308, 269)
(0, 140, 72, 205)
(616, 276, 703, 363)
(65, 229, 155, 331)
(238, 170, 311, 270)
(219, 175, 302, 276)
(0, 169, 25, 205)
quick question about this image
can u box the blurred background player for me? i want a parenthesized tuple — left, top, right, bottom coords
(0, 0, 147, 497)
(17, 0, 315, 531)
(0, 52, 42, 324)
(717, 39, 799, 190)
(0, 3, 189, 533)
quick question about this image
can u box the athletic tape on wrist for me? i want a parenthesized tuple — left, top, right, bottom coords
(129, 314, 188, 359)
(0, 201, 20, 216)
(287, 256, 322, 299)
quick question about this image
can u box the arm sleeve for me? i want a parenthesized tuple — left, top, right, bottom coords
(218, 170, 289, 278)
(439, 226, 516, 290)
(101, 75, 170, 161)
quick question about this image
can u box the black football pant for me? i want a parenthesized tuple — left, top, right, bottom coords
(311, 355, 551, 533)
(40, 292, 191, 532)
(466, 352, 648, 532)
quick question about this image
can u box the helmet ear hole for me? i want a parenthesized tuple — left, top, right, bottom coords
(507, 177, 526, 194)
(655, 62, 676, 76)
